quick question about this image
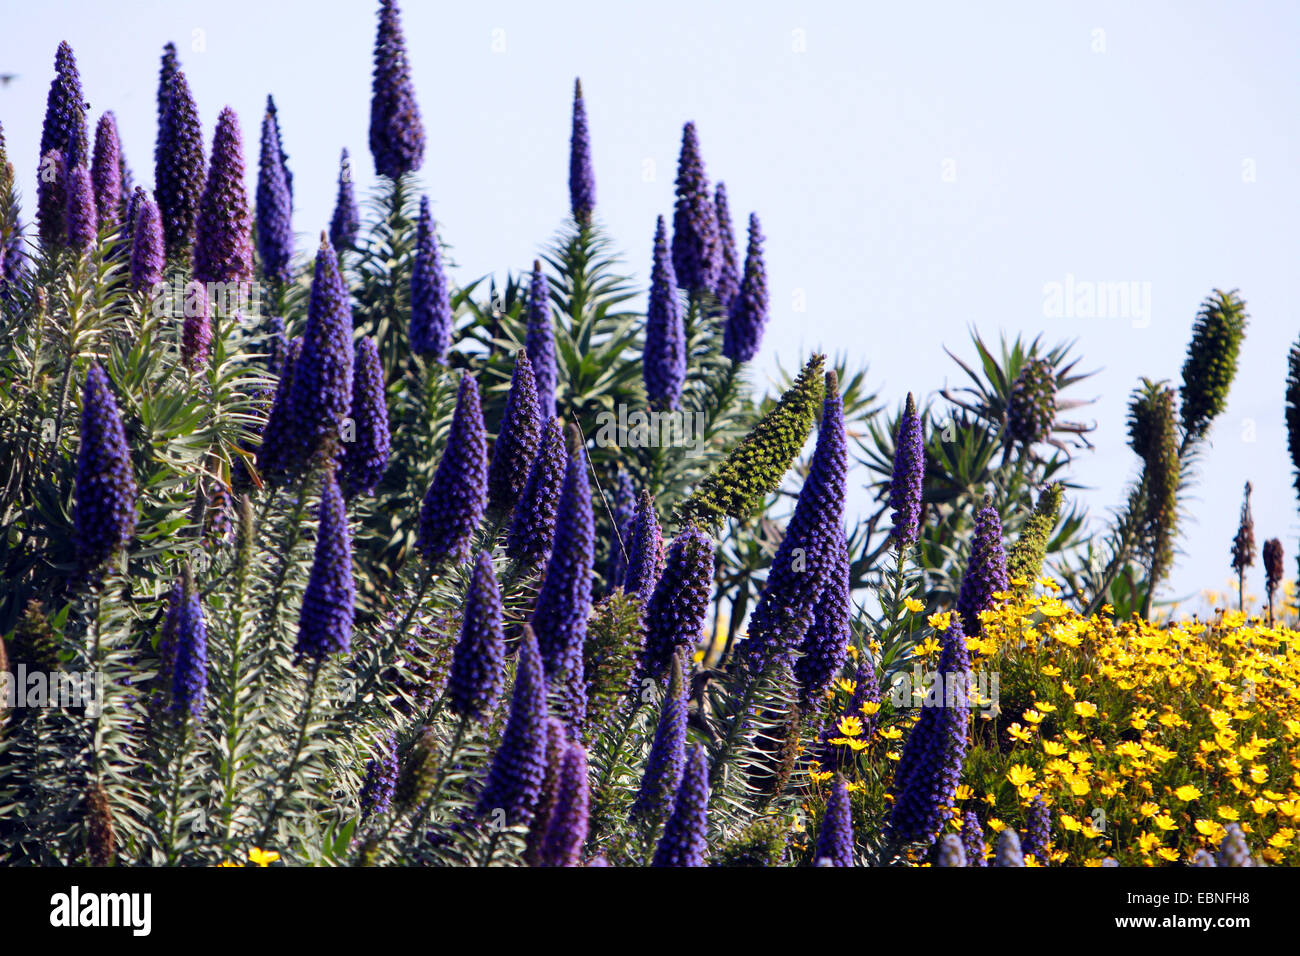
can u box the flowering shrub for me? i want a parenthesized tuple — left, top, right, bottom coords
(0, 1, 1288, 869)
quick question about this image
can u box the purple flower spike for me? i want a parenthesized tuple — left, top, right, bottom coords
(525, 260, 556, 420)
(737, 372, 847, 673)
(64, 164, 97, 252)
(417, 375, 488, 565)
(889, 394, 925, 549)
(154, 71, 206, 262)
(123, 186, 143, 247)
(36, 149, 66, 250)
(410, 196, 452, 360)
(447, 550, 506, 723)
(369, 0, 425, 179)
(640, 525, 714, 682)
(256, 105, 293, 283)
(129, 192, 164, 292)
(181, 280, 212, 370)
(605, 471, 637, 591)
(955, 499, 1008, 637)
(629, 655, 687, 826)
(329, 149, 359, 252)
(651, 744, 709, 867)
(257, 337, 305, 483)
(644, 216, 685, 410)
(888, 614, 971, 846)
(359, 733, 398, 820)
(477, 625, 549, 826)
(339, 337, 391, 498)
(168, 572, 207, 718)
(287, 235, 355, 465)
(74, 363, 137, 573)
(40, 42, 89, 168)
(37, 43, 87, 247)
(487, 350, 542, 514)
(962, 810, 987, 866)
(294, 470, 355, 660)
(531, 444, 595, 683)
(538, 741, 590, 867)
(194, 107, 253, 288)
(91, 114, 123, 234)
(713, 183, 740, 311)
(670, 122, 720, 296)
(155, 43, 180, 166)
(795, 525, 851, 706)
(524, 717, 568, 865)
(1022, 795, 1052, 865)
(814, 776, 853, 866)
(568, 78, 596, 228)
(623, 491, 666, 604)
(723, 214, 769, 363)
(506, 418, 566, 568)
(265, 95, 292, 204)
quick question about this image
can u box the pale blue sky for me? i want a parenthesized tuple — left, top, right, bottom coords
(2, 1, 1298, 605)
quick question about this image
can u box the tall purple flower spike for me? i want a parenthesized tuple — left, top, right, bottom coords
(338, 336, 391, 499)
(888, 614, 971, 846)
(795, 524, 851, 706)
(670, 122, 720, 295)
(506, 418, 566, 569)
(194, 106, 253, 288)
(91, 113, 123, 233)
(477, 625, 549, 825)
(369, 0, 425, 179)
(643, 215, 685, 410)
(722, 214, 768, 363)
(487, 350, 542, 514)
(256, 103, 294, 283)
(814, 776, 853, 866)
(64, 164, 97, 252)
(525, 260, 557, 420)
(888, 394, 924, 549)
(287, 235, 355, 464)
(74, 363, 137, 574)
(531, 443, 595, 686)
(447, 550, 506, 723)
(154, 70, 205, 262)
(410, 196, 452, 360)
(37, 42, 88, 247)
(713, 183, 740, 311)
(955, 499, 1008, 637)
(639, 525, 714, 682)
(129, 193, 165, 292)
(294, 469, 355, 660)
(168, 571, 208, 718)
(629, 654, 687, 826)
(623, 491, 665, 603)
(329, 149, 359, 252)
(651, 744, 709, 867)
(417, 374, 488, 565)
(736, 372, 847, 674)
(568, 78, 596, 228)
(538, 741, 590, 867)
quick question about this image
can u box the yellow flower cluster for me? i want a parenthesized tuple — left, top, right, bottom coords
(961, 582, 1300, 865)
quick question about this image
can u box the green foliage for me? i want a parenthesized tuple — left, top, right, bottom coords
(583, 591, 645, 733)
(1005, 482, 1063, 586)
(1179, 289, 1247, 441)
(713, 816, 788, 866)
(675, 353, 824, 530)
